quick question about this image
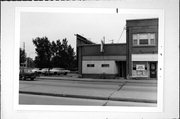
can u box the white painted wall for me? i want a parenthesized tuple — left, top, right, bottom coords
(82, 60, 118, 74)
(132, 54, 158, 61)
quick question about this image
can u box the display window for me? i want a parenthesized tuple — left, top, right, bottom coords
(132, 61, 149, 77)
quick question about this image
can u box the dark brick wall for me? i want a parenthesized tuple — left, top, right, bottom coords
(80, 44, 126, 56)
(127, 19, 158, 54)
(126, 18, 158, 76)
(129, 26, 158, 54)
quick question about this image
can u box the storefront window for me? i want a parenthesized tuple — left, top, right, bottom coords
(132, 61, 149, 77)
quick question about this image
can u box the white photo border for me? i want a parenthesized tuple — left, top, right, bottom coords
(14, 7, 164, 112)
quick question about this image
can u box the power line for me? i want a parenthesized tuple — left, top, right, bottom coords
(117, 26, 126, 43)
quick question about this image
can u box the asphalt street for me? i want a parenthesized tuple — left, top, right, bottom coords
(19, 77, 157, 106)
(19, 94, 157, 106)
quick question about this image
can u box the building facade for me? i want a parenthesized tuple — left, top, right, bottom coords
(126, 18, 158, 79)
(76, 18, 158, 79)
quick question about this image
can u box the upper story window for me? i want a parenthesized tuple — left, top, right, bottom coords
(133, 33, 156, 46)
(87, 64, 94, 67)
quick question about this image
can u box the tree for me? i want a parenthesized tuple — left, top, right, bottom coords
(51, 40, 62, 68)
(50, 38, 76, 69)
(32, 36, 77, 70)
(66, 45, 76, 69)
(20, 48, 26, 66)
(33, 37, 52, 68)
(26, 57, 35, 68)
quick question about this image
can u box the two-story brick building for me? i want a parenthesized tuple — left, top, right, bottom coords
(126, 19, 158, 79)
(76, 18, 158, 79)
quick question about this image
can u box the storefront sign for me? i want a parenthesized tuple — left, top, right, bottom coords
(136, 64, 145, 70)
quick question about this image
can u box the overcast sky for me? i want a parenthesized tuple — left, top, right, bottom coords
(20, 12, 158, 59)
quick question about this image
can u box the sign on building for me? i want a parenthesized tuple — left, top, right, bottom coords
(136, 64, 145, 70)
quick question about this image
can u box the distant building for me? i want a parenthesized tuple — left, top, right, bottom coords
(76, 18, 158, 79)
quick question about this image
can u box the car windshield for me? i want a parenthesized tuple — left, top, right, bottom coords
(53, 68, 64, 70)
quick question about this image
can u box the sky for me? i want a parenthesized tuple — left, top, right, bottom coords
(20, 11, 158, 59)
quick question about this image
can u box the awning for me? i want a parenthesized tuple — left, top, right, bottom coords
(132, 54, 158, 61)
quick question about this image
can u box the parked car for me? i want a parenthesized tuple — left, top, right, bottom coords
(32, 68, 41, 75)
(19, 67, 36, 80)
(40, 68, 50, 75)
(49, 68, 70, 75)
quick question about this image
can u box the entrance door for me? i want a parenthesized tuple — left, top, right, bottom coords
(150, 62, 157, 78)
(118, 61, 126, 78)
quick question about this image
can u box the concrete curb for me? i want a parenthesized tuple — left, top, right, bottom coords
(37, 76, 157, 84)
(19, 91, 157, 104)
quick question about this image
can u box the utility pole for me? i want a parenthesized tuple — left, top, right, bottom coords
(23, 42, 25, 51)
(23, 42, 27, 67)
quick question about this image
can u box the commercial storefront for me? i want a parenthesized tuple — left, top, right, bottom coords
(76, 18, 158, 79)
(126, 18, 158, 79)
(76, 34, 127, 79)
(131, 54, 158, 78)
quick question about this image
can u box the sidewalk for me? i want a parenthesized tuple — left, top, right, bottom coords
(37, 75, 157, 84)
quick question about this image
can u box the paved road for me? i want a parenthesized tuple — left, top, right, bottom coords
(19, 94, 157, 106)
(19, 78, 157, 106)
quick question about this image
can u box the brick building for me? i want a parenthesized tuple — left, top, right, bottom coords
(126, 18, 158, 79)
(76, 18, 158, 79)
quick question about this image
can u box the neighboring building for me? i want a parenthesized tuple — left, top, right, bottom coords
(76, 18, 158, 79)
(126, 18, 158, 79)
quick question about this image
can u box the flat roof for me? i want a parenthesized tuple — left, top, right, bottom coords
(78, 43, 126, 47)
(126, 18, 158, 22)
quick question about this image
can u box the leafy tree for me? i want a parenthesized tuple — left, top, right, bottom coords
(50, 38, 76, 69)
(26, 57, 35, 68)
(51, 40, 62, 68)
(33, 37, 52, 68)
(20, 48, 26, 66)
(33, 36, 77, 70)
(66, 45, 75, 69)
